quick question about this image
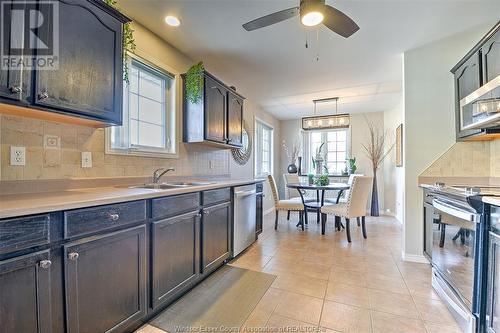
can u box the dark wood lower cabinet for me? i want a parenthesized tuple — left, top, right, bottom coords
(0, 250, 53, 333)
(202, 202, 231, 274)
(64, 225, 147, 333)
(152, 210, 200, 309)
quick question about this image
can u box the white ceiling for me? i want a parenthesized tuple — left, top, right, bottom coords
(119, 0, 500, 120)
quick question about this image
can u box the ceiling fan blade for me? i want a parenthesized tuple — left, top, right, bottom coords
(322, 5, 359, 38)
(243, 7, 299, 31)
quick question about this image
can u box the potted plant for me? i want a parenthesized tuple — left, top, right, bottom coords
(282, 140, 300, 173)
(312, 142, 325, 175)
(362, 117, 394, 216)
(347, 157, 357, 175)
(185, 61, 204, 104)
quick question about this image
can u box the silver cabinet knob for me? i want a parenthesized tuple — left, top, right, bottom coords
(68, 252, 79, 261)
(9, 86, 21, 94)
(203, 209, 210, 215)
(262, 194, 266, 198)
(108, 213, 120, 221)
(196, 212, 202, 218)
(38, 91, 48, 100)
(39, 260, 52, 269)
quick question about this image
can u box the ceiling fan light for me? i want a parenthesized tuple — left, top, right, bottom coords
(301, 11, 323, 26)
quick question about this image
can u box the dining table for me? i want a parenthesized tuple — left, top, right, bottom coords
(286, 182, 350, 233)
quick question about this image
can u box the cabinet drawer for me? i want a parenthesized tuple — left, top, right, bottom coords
(202, 188, 231, 206)
(0, 214, 51, 255)
(64, 200, 146, 238)
(152, 192, 200, 219)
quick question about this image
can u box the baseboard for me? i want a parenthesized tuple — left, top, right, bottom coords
(263, 208, 275, 216)
(401, 252, 429, 264)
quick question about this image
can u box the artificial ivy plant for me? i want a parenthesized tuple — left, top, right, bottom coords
(185, 62, 204, 104)
(103, 0, 136, 84)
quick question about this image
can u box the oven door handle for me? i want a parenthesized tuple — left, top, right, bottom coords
(433, 198, 480, 223)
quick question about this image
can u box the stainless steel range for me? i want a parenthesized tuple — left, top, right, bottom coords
(423, 183, 500, 333)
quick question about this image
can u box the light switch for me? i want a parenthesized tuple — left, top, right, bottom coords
(81, 152, 92, 168)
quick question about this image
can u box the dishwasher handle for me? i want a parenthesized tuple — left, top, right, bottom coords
(433, 198, 480, 223)
(235, 190, 257, 198)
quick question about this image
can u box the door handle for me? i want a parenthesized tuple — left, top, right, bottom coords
(38, 91, 49, 100)
(39, 260, 52, 269)
(68, 252, 79, 261)
(9, 86, 21, 94)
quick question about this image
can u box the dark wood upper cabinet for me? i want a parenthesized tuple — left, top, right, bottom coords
(0, 0, 130, 126)
(34, 0, 125, 124)
(183, 71, 245, 148)
(0, 0, 29, 102)
(204, 75, 228, 144)
(64, 225, 146, 333)
(227, 91, 243, 147)
(0, 250, 53, 333)
(451, 21, 500, 141)
(151, 210, 200, 309)
(482, 29, 500, 84)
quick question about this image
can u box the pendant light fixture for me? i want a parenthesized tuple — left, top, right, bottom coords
(302, 97, 350, 130)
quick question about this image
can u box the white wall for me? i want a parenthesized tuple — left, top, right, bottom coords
(383, 100, 404, 223)
(279, 112, 386, 211)
(403, 24, 492, 260)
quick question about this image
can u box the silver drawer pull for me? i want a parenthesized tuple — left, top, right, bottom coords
(108, 213, 120, 221)
(68, 252, 79, 261)
(38, 91, 48, 100)
(203, 209, 210, 215)
(39, 260, 52, 269)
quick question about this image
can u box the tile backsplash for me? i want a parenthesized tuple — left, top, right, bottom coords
(0, 114, 230, 181)
(421, 140, 500, 178)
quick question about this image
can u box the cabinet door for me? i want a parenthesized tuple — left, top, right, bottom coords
(64, 225, 146, 333)
(482, 30, 500, 84)
(201, 202, 231, 274)
(34, 0, 123, 124)
(227, 92, 243, 147)
(0, 0, 27, 101)
(255, 193, 263, 237)
(0, 250, 53, 333)
(152, 210, 200, 309)
(204, 75, 227, 144)
(455, 54, 482, 139)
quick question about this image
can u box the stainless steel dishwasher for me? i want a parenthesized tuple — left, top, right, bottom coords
(233, 184, 257, 256)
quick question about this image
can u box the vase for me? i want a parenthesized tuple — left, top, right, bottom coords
(370, 171, 379, 216)
(297, 157, 302, 175)
(287, 163, 298, 174)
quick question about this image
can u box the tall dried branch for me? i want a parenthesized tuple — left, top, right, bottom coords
(361, 116, 395, 172)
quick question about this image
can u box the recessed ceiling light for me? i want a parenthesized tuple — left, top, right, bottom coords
(165, 16, 180, 27)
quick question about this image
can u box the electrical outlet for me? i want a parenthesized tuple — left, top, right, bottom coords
(10, 146, 25, 166)
(209, 160, 214, 169)
(81, 152, 92, 168)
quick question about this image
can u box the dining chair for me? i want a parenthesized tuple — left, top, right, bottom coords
(320, 176, 373, 241)
(268, 174, 305, 230)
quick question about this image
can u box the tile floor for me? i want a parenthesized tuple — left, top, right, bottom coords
(137, 211, 461, 333)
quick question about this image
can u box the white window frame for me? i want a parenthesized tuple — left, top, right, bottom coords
(105, 53, 179, 158)
(254, 117, 274, 179)
(303, 128, 350, 175)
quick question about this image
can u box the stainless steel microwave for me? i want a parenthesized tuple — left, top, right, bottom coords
(460, 74, 500, 131)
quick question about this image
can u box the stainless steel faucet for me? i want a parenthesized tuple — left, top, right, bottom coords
(152, 167, 175, 184)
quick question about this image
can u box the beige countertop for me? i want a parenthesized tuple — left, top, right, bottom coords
(0, 179, 261, 219)
(483, 196, 500, 206)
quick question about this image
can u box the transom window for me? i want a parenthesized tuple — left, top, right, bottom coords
(106, 56, 177, 157)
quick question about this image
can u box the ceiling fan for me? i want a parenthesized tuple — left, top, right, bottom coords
(242, 0, 359, 38)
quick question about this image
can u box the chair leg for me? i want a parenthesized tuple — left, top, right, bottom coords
(321, 213, 327, 235)
(301, 211, 305, 231)
(335, 216, 341, 231)
(274, 210, 279, 230)
(304, 210, 309, 226)
(361, 216, 367, 239)
(357, 217, 360, 227)
(317, 210, 320, 224)
(287, 210, 290, 220)
(345, 218, 351, 243)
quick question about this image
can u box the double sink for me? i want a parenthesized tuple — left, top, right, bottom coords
(129, 181, 214, 190)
